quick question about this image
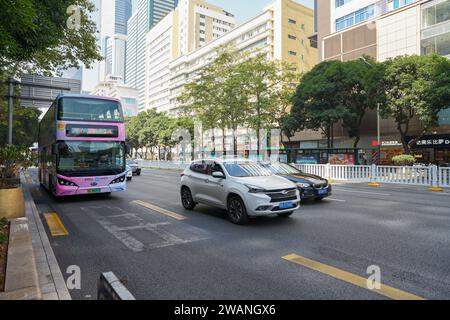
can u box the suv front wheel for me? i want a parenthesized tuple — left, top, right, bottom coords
(181, 186, 196, 210)
(227, 195, 249, 225)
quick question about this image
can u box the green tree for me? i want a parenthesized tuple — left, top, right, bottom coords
(240, 54, 276, 156)
(0, 0, 101, 76)
(0, 80, 41, 146)
(292, 60, 349, 148)
(380, 54, 450, 153)
(179, 45, 249, 155)
(340, 57, 384, 148)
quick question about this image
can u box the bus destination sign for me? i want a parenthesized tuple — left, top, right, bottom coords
(66, 124, 119, 137)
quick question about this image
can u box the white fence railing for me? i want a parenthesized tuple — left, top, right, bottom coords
(438, 167, 450, 188)
(137, 160, 189, 170)
(294, 163, 449, 187)
(137, 160, 450, 188)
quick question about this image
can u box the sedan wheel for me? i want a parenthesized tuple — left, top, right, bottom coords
(227, 196, 249, 225)
(181, 187, 196, 210)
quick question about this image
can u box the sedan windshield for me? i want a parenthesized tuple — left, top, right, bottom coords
(263, 163, 301, 175)
(57, 141, 125, 176)
(223, 162, 273, 177)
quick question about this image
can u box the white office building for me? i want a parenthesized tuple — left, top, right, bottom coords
(166, 0, 316, 114)
(125, 0, 179, 110)
(143, 0, 235, 112)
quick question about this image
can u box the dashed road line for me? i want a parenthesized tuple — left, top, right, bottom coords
(325, 198, 346, 202)
(132, 200, 187, 221)
(282, 253, 425, 300)
(332, 188, 391, 196)
(43, 212, 69, 237)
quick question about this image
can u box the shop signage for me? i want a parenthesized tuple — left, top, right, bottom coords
(406, 135, 450, 148)
(381, 140, 402, 146)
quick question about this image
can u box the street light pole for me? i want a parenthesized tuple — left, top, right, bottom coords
(360, 57, 382, 164)
(7, 77, 14, 145)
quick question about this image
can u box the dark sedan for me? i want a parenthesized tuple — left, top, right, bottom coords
(262, 163, 332, 201)
(126, 160, 141, 176)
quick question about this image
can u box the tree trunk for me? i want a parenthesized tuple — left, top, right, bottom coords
(222, 127, 226, 156)
(233, 127, 238, 156)
(353, 136, 360, 149)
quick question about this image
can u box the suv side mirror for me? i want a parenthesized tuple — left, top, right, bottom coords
(212, 171, 225, 179)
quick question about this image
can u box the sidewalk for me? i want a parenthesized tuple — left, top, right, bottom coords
(21, 172, 71, 300)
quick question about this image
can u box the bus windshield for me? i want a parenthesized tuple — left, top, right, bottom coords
(57, 141, 125, 176)
(58, 97, 123, 122)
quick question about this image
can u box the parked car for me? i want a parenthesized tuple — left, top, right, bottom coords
(180, 158, 300, 224)
(126, 165, 133, 181)
(126, 160, 141, 175)
(261, 163, 331, 201)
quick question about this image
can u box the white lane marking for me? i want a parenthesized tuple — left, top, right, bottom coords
(325, 198, 346, 202)
(80, 206, 208, 252)
(331, 188, 391, 196)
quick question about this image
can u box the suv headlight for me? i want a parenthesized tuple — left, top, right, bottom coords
(245, 184, 266, 193)
(58, 178, 78, 187)
(297, 183, 311, 189)
(110, 175, 126, 184)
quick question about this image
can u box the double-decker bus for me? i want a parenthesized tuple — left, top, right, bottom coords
(38, 94, 128, 197)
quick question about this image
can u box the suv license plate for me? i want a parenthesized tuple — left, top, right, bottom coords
(279, 201, 294, 209)
(318, 189, 328, 195)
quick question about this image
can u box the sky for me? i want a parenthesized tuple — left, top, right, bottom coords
(207, 0, 314, 25)
(131, 0, 315, 25)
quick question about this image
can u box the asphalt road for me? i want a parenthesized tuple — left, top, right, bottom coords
(27, 168, 450, 300)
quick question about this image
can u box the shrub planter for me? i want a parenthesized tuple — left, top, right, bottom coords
(0, 184, 25, 219)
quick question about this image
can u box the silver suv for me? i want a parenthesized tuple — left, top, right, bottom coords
(180, 158, 300, 224)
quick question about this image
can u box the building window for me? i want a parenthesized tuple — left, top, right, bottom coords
(335, 5, 375, 31)
(288, 19, 296, 24)
(422, 0, 450, 28)
(288, 51, 297, 56)
(301, 23, 305, 30)
(393, 0, 415, 10)
(335, 0, 352, 8)
(200, 22, 205, 26)
(288, 34, 297, 40)
(421, 32, 450, 57)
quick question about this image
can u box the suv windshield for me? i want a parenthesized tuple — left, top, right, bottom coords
(57, 141, 125, 176)
(263, 163, 301, 175)
(223, 162, 273, 177)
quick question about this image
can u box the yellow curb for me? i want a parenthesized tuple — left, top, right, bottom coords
(428, 187, 443, 192)
(368, 182, 381, 187)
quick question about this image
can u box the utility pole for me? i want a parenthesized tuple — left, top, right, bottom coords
(7, 77, 14, 145)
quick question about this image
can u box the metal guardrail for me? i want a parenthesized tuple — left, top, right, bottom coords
(294, 163, 449, 188)
(97, 272, 135, 300)
(136, 160, 449, 188)
(137, 160, 189, 170)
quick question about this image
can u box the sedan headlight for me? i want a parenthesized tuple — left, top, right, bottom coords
(297, 183, 311, 189)
(244, 184, 266, 193)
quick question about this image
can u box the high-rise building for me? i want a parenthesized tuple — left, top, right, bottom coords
(143, 0, 235, 112)
(125, 0, 179, 109)
(145, 0, 317, 113)
(293, 0, 450, 165)
(99, 0, 132, 82)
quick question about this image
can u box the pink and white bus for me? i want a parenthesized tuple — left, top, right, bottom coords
(38, 94, 128, 197)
